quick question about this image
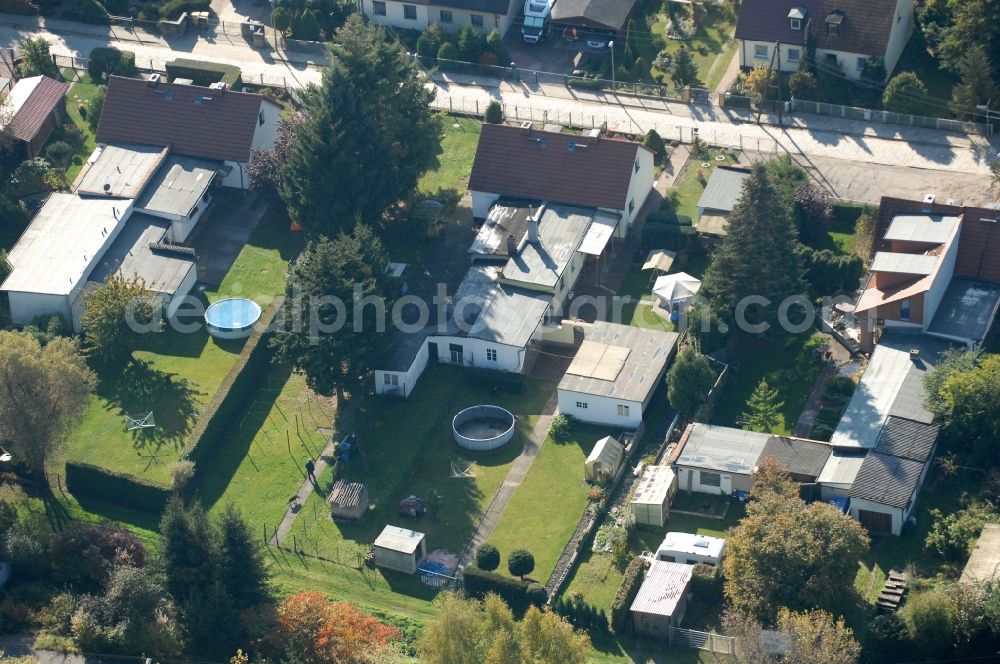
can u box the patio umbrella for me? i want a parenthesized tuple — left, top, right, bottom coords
(652, 272, 702, 305)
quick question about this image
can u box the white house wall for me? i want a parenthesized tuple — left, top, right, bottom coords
(251, 100, 283, 151)
(883, 0, 915, 77)
(850, 497, 904, 536)
(376, 341, 430, 398)
(674, 466, 753, 495)
(165, 266, 198, 319)
(220, 160, 249, 189)
(739, 40, 806, 74)
(623, 148, 654, 229)
(558, 389, 643, 427)
(363, 0, 430, 31)
(472, 191, 499, 220)
(6, 292, 72, 328)
(922, 230, 961, 329)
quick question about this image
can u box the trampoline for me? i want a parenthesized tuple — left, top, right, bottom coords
(205, 297, 262, 340)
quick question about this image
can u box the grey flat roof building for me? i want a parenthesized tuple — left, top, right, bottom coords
(883, 214, 960, 245)
(88, 212, 196, 295)
(453, 264, 552, 347)
(696, 166, 750, 214)
(559, 321, 678, 403)
(468, 200, 539, 260)
(77, 144, 168, 199)
(136, 155, 219, 218)
(927, 278, 1000, 344)
(501, 205, 593, 290)
(675, 424, 771, 475)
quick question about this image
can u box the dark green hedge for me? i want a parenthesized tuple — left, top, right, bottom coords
(642, 221, 690, 251)
(463, 566, 531, 613)
(166, 58, 242, 87)
(610, 556, 647, 634)
(65, 461, 171, 514)
(88, 47, 136, 81)
(690, 563, 723, 602)
(183, 298, 281, 477)
(158, 0, 209, 19)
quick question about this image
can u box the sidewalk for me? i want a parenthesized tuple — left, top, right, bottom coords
(430, 76, 997, 176)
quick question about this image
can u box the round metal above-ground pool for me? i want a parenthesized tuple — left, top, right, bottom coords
(204, 297, 262, 340)
(452, 405, 516, 451)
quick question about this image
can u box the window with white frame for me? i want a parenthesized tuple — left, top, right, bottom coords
(856, 57, 867, 71)
(471, 13, 483, 26)
(700, 471, 721, 487)
(576, 401, 589, 409)
(372, 0, 386, 15)
(383, 373, 398, 385)
(617, 404, 630, 417)
(486, 348, 497, 361)
(440, 9, 452, 22)
(789, 17, 801, 30)
(403, 3, 416, 19)
(787, 48, 800, 63)
(754, 44, 768, 58)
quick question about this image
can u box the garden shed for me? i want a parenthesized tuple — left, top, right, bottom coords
(630, 561, 694, 637)
(327, 480, 370, 520)
(630, 465, 677, 527)
(373, 525, 427, 574)
(584, 435, 625, 482)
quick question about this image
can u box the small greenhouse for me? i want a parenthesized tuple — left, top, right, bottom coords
(584, 435, 625, 482)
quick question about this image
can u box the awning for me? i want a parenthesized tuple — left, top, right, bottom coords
(642, 249, 676, 272)
(579, 213, 619, 256)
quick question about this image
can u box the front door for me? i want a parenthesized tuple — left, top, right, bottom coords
(427, 342, 438, 363)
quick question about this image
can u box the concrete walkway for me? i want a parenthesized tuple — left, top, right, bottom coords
(459, 389, 559, 567)
(269, 398, 358, 546)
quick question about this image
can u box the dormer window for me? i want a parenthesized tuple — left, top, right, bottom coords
(788, 7, 805, 30)
(826, 10, 844, 36)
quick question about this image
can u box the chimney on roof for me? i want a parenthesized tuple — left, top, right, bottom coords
(527, 207, 543, 244)
(910, 348, 921, 361)
(507, 234, 518, 256)
(922, 193, 936, 213)
(147, 73, 161, 87)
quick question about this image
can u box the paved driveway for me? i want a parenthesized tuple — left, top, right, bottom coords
(186, 190, 268, 287)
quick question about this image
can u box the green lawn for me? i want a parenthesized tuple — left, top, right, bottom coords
(645, 5, 736, 90)
(418, 115, 481, 195)
(665, 151, 739, 223)
(56, 71, 102, 184)
(804, 201, 871, 257)
(486, 424, 614, 584)
(711, 332, 827, 435)
(60, 201, 297, 486)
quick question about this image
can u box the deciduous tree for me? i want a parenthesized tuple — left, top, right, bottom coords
(248, 112, 302, 194)
(81, 273, 161, 365)
(508, 549, 535, 580)
(280, 16, 439, 236)
(271, 591, 401, 664)
(882, 72, 930, 115)
(924, 351, 1000, 462)
(746, 65, 775, 104)
(0, 331, 95, 475)
(949, 45, 997, 120)
(666, 347, 715, 420)
(270, 225, 396, 397)
(723, 470, 870, 621)
(17, 37, 57, 78)
(793, 183, 833, 245)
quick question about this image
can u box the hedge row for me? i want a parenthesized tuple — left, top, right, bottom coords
(610, 556, 648, 634)
(88, 47, 136, 81)
(165, 58, 242, 87)
(65, 461, 172, 514)
(158, 0, 210, 19)
(64, 298, 281, 515)
(690, 563, 723, 603)
(463, 566, 541, 614)
(642, 221, 692, 251)
(183, 297, 282, 474)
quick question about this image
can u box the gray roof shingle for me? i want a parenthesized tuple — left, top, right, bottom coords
(849, 452, 926, 508)
(696, 166, 751, 214)
(873, 416, 938, 462)
(550, 0, 637, 31)
(760, 436, 832, 478)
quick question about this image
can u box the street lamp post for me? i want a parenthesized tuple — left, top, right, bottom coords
(976, 99, 994, 137)
(608, 40, 615, 92)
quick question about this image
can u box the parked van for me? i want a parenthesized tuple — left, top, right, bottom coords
(522, 0, 554, 43)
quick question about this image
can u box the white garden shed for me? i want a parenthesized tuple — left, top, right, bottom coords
(630, 465, 677, 527)
(373, 525, 427, 574)
(585, 435, 625, 482)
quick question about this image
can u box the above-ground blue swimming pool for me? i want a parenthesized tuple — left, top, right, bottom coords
(204, 298, 262, 340)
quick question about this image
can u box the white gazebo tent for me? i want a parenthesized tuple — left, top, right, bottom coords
(585, 435, 625, 482)
(652, 272, 702, 308)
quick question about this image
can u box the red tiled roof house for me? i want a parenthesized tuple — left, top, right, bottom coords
(1, 75, 69, 158)
(735, 0, 915, 82)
